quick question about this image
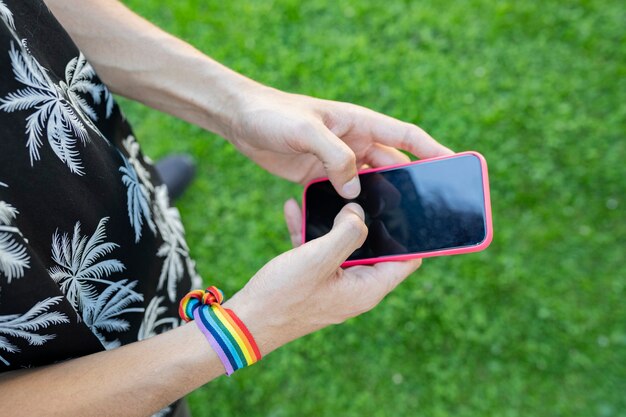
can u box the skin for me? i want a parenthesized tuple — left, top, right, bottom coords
(0, 1, 454, 416)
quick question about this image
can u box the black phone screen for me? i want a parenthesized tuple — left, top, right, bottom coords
(304, 154, 488, 261)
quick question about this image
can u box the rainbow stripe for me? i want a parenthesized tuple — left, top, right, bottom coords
(179, 287, 261, 375)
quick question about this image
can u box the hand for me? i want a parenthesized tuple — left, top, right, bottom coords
(226, 87, 453, 198)
(224, 200, 422, 355)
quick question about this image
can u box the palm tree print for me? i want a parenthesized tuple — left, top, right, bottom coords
(153, 185, 190, 302)
(0, 1, 15, 32)
(63, 53, 114, 121)
(0, 182, 30, 282)
(82, 279, 143, 349)
(122, 135, 154, 193)
(0, 296, 69, 366)
(48, 217, 125, 311)
(0, 41, 111, 175)
(120, 153, 156, 243)
(186, 257, 203, 292)
(137, 295, 178, 341)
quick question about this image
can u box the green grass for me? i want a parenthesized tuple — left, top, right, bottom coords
(119, 1, 625, 416)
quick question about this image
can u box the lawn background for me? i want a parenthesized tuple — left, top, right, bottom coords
(119, 1, 625, 416)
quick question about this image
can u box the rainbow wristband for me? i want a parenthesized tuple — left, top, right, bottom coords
(179, 287, 261, 375)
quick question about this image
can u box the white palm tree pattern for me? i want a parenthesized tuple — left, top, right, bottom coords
(120, 154, 156, 243)
(48, 217, 125, 311)
(186, 257, 203, 292)
(0, 4, 197, 390)
(0, 296, 69, 366)
(153, 185, 195, 302)
(48, 217, 146, 348)
(0, 182, 30, 282)
(0, 1, 15, 32)
(122, 135, 154, 193)
(137, 295, 178, 341)
(63, 53, 114, 121)
(0, 41, 111, 175)
(82, 279, 144, 349)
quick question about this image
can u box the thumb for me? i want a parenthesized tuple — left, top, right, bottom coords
(307, 124, 361, 199)
(305, 203, 368, 273)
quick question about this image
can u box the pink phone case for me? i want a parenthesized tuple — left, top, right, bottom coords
(301, 151, 493, 267)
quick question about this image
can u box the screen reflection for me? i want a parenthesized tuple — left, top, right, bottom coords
(304, 154, 487, 260)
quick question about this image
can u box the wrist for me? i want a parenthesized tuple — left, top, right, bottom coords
(223, 290, 288, 357)
(180, 287, 263, 375)
(196, 63, 268, 139)
(211, 81, 280, 143)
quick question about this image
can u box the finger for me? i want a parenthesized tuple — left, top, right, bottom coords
(351, 105, 454, 159)
(370, 258, 422, 292)
(364, 143, 411, 167)
(339, 258, 422, 312)
(305, 123, 361, 199)
(306, 203, 368, 271)
(284, 198, 303, 247)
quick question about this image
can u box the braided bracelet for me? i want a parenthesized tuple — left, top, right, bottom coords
(179, 286, 262, 375)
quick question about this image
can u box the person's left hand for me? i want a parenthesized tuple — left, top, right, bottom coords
(225, 87, 453, 199)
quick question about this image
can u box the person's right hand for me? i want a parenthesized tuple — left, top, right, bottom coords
(225, 87, 453, 199)
(224, 200, 422, 356)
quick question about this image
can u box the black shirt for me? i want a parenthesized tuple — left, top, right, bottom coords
(0, 3, 199, 414)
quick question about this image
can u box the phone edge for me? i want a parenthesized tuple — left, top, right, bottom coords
(301, 151, 494, 267)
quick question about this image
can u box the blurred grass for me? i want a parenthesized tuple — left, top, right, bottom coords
(119, 0, 626, 416)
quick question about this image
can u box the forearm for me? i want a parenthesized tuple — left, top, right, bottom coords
(0, 323, 222, 417)
(0, 293, 283, 417)
(43, 0, 261, 138)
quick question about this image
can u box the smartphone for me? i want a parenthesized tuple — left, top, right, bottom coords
(302, 151, 493, 267)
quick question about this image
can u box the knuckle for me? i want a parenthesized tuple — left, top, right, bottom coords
(337, 151, 356, 173)
(293, 244, 319, 269)
(330, 148, 356, 174)
(401, 123, 421, 149)
(294, 119, 315, 133)
(342, 214, 367, 240)
(345, 149, 357, 167)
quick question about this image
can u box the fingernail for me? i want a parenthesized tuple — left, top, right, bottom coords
(342, 176, 361, 199)
(348, 203, 365, 220)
